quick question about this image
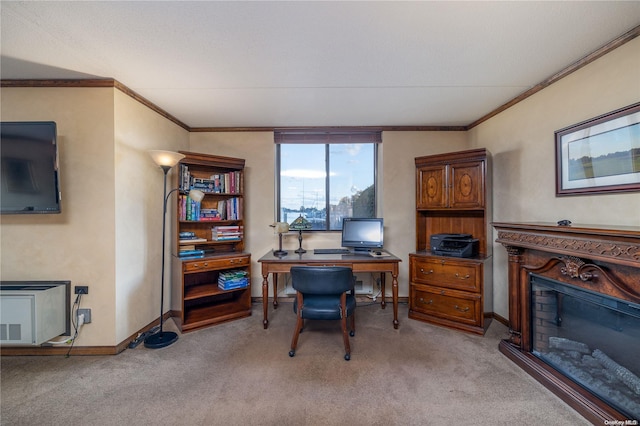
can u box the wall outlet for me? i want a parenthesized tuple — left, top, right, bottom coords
(78, 308, 91, 324)
(74, 286, 89, 295)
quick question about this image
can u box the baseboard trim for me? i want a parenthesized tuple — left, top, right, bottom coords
(1, 313, 170, 356)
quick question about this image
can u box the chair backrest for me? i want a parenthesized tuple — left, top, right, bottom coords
(290, 266, 353, 295)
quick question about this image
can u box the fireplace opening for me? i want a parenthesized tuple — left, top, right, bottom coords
(530, 274, 640, 420)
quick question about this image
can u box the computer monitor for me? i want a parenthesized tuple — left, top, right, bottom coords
(341, 217, 384, 252)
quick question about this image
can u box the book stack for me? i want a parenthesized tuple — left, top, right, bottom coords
(218, 269, 249, 290)
(211, 225, 243, 241)
(199, 208, 222, 221)
(191, 177, 222, 193)
(179, 231, 207, 244)
(178, 249, 205, 259)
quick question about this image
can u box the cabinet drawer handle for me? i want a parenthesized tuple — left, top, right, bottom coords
(418, 298, 433, 305)
(454, 305, 470, 312)
(455, 273, 470, 280)
(420, 268, 434, 275)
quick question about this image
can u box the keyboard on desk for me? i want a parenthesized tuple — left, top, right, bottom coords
(313, 248, 351, 255)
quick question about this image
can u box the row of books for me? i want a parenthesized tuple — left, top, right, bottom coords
(179, 231, 207, 244)
(179, 195, 243, 221)
(218, 269, 249, 290)
(212, 225, 243, 241)
(179, 164, 242, 194)
(177, 249, 205, 259)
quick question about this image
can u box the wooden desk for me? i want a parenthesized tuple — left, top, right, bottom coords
(258, 250, 402, 329)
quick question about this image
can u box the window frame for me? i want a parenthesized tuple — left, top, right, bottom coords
(275, 130, 381, 231)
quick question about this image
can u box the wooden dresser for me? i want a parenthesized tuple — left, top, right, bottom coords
(409, 148, 492, 335)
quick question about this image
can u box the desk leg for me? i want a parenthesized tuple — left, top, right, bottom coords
(392, 270, 399, 329)
(380, 273, 386, 309)
(273, 273, 279, 309)
(262, 273, 269, 329)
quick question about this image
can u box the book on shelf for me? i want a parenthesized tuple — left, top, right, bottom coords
(203, 171, 242, 194)
(179, 244, 196, 251)
(178, 249, 205, 257)
(179, 237, 208, 243)
(218, 269, 249, 290)
(179, 232, 208, 243)
(179, 194, 202, 221)
(179, 254, 205, 260)
(211, 225, 243, 241)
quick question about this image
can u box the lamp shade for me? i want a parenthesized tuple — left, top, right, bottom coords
(272, 222, 290, 234)
(289, 215, 312, 230)
(149, 150, 185, 168)
(188, 189, 205, 203)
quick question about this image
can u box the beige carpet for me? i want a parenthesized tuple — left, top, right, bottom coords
(1, 302, 589, 425)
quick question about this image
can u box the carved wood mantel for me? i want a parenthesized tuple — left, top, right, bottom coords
(492, 222, 640, 424)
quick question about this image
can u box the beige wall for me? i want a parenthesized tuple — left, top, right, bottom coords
(1, 87, 117, 345)
(189, 131, 468, 298)
(0, 86, 189, 346)
(469, 36, 640, 319)
(1, 35, 637, 348)
(114, 90, 189, 343)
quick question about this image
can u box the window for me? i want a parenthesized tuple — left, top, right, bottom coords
(276, 131, 380, 231)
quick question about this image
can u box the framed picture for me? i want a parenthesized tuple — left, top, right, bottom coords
(555, 102, 640, 196)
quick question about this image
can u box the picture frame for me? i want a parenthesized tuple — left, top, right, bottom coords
(555, 102, 640, 196)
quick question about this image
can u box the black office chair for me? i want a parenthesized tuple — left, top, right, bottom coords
(288, 266, 356, 361)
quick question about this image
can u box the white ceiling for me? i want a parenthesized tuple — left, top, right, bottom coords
(1, 1, 639, 129)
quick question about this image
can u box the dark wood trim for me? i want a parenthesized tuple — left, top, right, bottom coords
(467, 25, 640, 129)
(491, 312, 508, 327)
(1, 79, 115, 88)
(111, 80, 190, 131)
(499, 341, 624, 424)
(2, 24, 637, 133)
(492, 221, 640, 423)
(1, 78, 190, 131)
(191, 125, 467, 132)
(0, 313, 171, 356)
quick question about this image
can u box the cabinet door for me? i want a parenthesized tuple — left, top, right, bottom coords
(417, 165, 447, 209)
(449, 161, 484, 208)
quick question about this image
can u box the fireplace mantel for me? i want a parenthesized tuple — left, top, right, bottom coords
(492, 222, 640, 424)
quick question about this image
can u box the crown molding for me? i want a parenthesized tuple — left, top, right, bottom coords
(3, 24, 638, 133)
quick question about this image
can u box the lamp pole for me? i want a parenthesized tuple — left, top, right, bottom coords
(144, 165, 179, 349)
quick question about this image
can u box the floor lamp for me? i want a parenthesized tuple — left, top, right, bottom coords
(145, 150, 204, 349)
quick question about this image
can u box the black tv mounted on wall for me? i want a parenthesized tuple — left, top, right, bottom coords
(0, 121, 62, 214)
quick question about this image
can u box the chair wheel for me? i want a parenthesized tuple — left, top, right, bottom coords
(344, 353, 350, 361)
(289, 350, 295, 357)
(349, 330, 355, 337)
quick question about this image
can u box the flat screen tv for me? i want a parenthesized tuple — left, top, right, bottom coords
(1, 122, 61, 214)
(341, 217, 384, 252)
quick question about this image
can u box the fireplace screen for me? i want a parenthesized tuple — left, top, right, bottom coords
(530, 274, 640, 420)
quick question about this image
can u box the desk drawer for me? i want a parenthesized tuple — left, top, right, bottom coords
(410, 285, 481, 326)
(410, 257, 480, 292)
(183, 255, 250, 273)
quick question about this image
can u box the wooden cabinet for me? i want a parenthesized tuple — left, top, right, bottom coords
(417, 160, 485, 209)
(410, 149, 492, 335)
(171, 151, 251, 332)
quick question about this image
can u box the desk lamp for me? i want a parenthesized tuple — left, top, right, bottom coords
(289, 215, 312, 254)
(146, 150, 204, 349)
(270, 222, 289, 257)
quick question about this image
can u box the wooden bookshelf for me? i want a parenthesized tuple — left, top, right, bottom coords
(171, 152, 251, 332)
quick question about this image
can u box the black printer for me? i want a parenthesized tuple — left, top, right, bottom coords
(430, 233, 479, 258)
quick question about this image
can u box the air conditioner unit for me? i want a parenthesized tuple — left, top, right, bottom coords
(0, 282, 68, 345)
(280, 273, 376, 296)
